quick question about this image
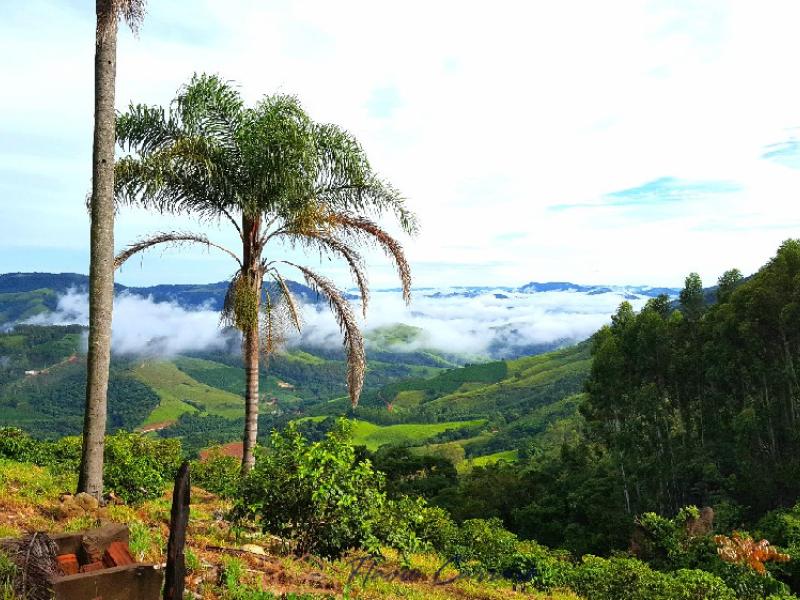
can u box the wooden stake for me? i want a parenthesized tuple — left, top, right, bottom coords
(163, 462, 190, 600)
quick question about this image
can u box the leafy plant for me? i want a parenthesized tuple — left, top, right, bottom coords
(233, 419, 430, 558)
(103, 432, 182, 503)
(191, 448, 241, 498)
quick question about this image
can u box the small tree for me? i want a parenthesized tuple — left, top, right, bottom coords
(233, 420, 387, 557)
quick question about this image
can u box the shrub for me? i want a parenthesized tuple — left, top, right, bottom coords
(0, 428, 46, 463)
(45, 435, 82, 474)
(192, 448, 241, 498)
(758, 503, 800, 591)
(444, 517, 519, 575)
(409, 503, 458, 552)
(500, 541, 573, 590)
(567, 555, 675, 600)
(633, 506, 717, 572)
(103, 432, 182, 503)
(233, 420, 390, 558)
(671, 569, 736, 600)
(0, 428, 180, 503)
(371, 496, 427, 558)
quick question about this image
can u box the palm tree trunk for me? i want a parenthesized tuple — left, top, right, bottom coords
(77, 0, 118, 497)
(242, 321, 260, 473)
(241, 214, 263, 474)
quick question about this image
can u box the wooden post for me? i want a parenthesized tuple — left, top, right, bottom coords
(163, 462, 190, 600)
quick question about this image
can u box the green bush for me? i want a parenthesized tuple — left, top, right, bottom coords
(46, 436, 82, 474)
(559, 555, 748, 600)
(444, 517, 519, 575)
(501, 541, 572, 590)
(758, 503, 800, 591)
(670, 569, 736, 600)
(103, 432, 182, 504)
(0, 428, 47, 464)
(712, 562, 795, 600)
(234, 420, 397, 558)
(408, 503, 458, 552)
(0, 428, 182, 504)
(191, 448, 241, 498)
(370, 495, 428, 558)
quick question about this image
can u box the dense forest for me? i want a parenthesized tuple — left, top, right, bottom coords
(402, 240, 800, 566)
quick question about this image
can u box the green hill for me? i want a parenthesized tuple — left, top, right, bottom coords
(0, 322, 592, 463)
(301, 344, 592, 463)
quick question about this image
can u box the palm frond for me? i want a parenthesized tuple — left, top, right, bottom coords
(114, 231, 241, 270)
(282, 262, 365, 406)
(269, 270, 302, 332)
(330, 214, 412, 305)
(114, 149, 240, 221)
(277, 229, 370, 317)
(241, 95, 317, 216)
(312, 123, 418, 235)
(97, 0, 146, 40)
(115, 79, 245, 220)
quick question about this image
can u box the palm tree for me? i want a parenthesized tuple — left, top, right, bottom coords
(113, 74, 417, 472)
(79, 0, 146, 498)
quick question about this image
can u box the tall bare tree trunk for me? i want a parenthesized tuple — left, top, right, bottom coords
(242, 321, 260, 473)
(78, 0, 118, 497)
(241, 215, 262, 474)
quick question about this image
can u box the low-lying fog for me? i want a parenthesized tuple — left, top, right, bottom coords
(23, 285, 666, 360)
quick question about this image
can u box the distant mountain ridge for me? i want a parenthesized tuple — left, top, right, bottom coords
(0, 272, 320, 324)
(381, 281, 681, 299)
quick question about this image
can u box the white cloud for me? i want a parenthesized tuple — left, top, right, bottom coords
(295, 288, 651, 357)
(26, 290, 229, 356)
(22, 286, 654, 360)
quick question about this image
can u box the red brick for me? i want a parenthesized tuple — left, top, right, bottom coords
(57, 553, 79, 576)
(102, 541, 135, 567)
(79, 561, 104, 573)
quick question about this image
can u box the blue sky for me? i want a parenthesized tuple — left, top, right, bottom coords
(2, 0, 800, 288)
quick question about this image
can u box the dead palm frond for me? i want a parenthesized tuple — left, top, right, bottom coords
(330, 213, 412, 304)
(283, 262, 365, 406)
(97, 0, 147, 41)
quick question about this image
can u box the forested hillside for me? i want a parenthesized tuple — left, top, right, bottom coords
(0, 320, 589, 462)
(421, 241, 800, 569)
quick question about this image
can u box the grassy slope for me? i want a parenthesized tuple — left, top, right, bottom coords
(458, 450, 519, 473)
(132, 360, 246, 425)
(353, 344, 591, 460)
(0, 289, 58, 323)
(299, 417, 487, 451)
(0, 458, 579, 600)
(350, 419, 486, 451)
(422, 345, 590, 418)
(173, 356, 303, 403)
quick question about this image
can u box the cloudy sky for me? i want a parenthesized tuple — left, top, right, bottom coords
(2, 0, 800, 289)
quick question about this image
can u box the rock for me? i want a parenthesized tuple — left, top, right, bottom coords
(240, 544, 267, 556)
(74, 492, 100, 512)
(56, 495, 85, 520)
(104, 491, 125, 506)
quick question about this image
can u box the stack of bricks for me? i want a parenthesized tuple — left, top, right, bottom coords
(56, 539, 136, 576)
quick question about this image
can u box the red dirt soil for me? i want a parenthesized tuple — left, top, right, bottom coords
(199, 442, 244, 461)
